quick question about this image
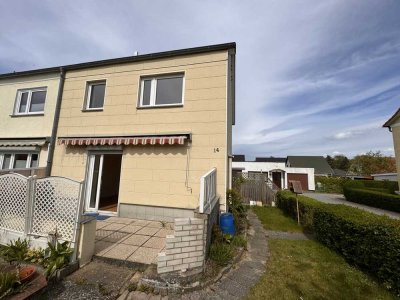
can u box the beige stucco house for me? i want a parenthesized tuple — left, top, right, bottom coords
(383, 108, 400, 191)
(47, 43, 235, 220)
(0, 71, 62, 175)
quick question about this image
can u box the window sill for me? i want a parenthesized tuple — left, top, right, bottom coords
(137, 104, 183, 110)
(10, 113, 45, 117)
(81, 108, 104, 112)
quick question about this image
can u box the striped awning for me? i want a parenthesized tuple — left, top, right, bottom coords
(58, 135, 187, 146)
(0, 139, 47, 148)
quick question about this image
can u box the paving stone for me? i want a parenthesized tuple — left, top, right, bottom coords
(133, 219, 150, 226)
(102, 231, 130, 243)
(102, 243, 138, 260)
(136, 226, 160, 236)
(96, 221, 109, 230)
(127, 247, 160, 264)
(122, 234, 151, 246)
(95, 229, 113, 240)
(154, 228, 174, 238)
(94, 240, 116, 255)
(118, 224, 143, 234)
(102, 222, 128, 231)
(143, 236, 166, 250)
(106, 217, 136, 224)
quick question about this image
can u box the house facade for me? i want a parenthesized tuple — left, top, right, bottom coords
(232, 155, 315, 191)
(49, 43, 235, 220)
(0, 72, 61, 176)
(383, 108, 400, 191)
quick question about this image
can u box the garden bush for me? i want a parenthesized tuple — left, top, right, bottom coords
(343, 187, 400, 213)
(343, 180, 400, 213)
(315, 176, 351, 194)
(276, 190, 400, 295)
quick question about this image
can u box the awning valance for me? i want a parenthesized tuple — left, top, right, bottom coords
(58, 135, 188, 146)
(0, 139, 47, 148)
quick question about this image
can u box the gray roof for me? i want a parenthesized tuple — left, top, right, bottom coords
(233, 154, 245, 162)
(0, 42, 236, 79)
(255, 157, 286, 163)
(287, 156, 333, 175)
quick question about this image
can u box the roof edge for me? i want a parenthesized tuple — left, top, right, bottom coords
(0, 42, 236, 80)
(383, 108, 400, 127)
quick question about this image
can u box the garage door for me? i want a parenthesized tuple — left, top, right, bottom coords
(287, 173, 308, 191)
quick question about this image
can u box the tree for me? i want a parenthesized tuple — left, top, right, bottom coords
(349, 151, 397, 176)
(326, 154, 350, 171)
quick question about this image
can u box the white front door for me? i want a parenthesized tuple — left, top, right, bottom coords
(86, 154, 104, 212)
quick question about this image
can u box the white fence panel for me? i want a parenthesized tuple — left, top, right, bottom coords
(0, 174, 29, 233)
(31, 177, 83, 242)
(199, 168, 217, 214)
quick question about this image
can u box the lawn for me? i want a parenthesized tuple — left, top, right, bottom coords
(252, 206, 303, 232)
(247, 207, 396, 300)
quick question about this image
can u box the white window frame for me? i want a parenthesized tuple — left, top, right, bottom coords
(14, 87, 47, 115)
(84, 80, 107, 110)
(139, 73, 185, 108)
(0, 153, 39, 170)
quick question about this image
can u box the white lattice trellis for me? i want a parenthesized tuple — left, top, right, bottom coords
(31, 177, 82, 242)
(0, 174, 29, 233)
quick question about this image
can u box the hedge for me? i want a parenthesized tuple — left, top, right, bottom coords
(345, 180, 399, 194)
(315, 176, 351, 194)
(277, 190, 400, 295)
(343, 180, 400, 213)
(344, 187, 400, 213)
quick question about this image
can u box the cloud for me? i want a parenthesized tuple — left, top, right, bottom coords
(0, 0, 399, 159)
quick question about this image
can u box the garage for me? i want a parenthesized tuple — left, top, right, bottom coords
(287, 173, 308, 191)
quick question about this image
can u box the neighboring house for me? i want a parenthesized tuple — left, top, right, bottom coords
(383, 108, 400, 191)
(371, 173, 398, 182)
(232, 156, 315, 191)
(286, 156, 333, 176)
(0, 71, 61, 176)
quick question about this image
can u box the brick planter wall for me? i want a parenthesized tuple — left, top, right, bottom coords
(157, 198, 220, 275)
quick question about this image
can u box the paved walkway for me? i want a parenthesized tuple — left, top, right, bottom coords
(95, 217, 174, 265)
(304, 192, 400, 219)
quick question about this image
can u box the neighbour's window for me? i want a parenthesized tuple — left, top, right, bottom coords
(85, 80, 106, 109)
(14, 88, 47, 115)
(0, 153, 39, 170)
(139, 74, 184, 107)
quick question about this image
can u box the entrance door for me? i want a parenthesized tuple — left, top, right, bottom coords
(86, 153, 122, 213)
(272, 172, 282, 189)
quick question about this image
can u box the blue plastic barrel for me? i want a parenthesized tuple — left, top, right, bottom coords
(220, 213, 236, 235)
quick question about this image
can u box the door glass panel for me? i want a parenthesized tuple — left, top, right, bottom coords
(14, 154, 28, 169)
(2, 154, 12, 169)
(89, 155, 101, 208)
(30, 154, 39, 168)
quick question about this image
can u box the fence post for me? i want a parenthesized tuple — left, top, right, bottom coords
(71, 180, 86, 262)
(24, 176, 36, 237)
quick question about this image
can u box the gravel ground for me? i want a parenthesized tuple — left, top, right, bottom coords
(36, 261, 134, 300)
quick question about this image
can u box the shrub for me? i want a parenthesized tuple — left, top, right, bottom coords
(209, 242, 233, 266)
(226, 189, 247, 233)
(315, 176, 351, 194)
(276, 190, 400, 295)
(343, 187, 400, 213)
(345, 180, 399, 194)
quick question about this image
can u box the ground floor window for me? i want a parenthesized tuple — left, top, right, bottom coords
(0, 153, 39, 170)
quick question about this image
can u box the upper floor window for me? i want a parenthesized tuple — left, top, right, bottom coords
(139, 74, 184, 107)
(85, 80, 106, 110)
(0, 153, 38, 170)
(14, 88, 47, 115)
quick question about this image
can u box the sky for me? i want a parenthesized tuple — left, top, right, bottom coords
(0, 0, 399, 160)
